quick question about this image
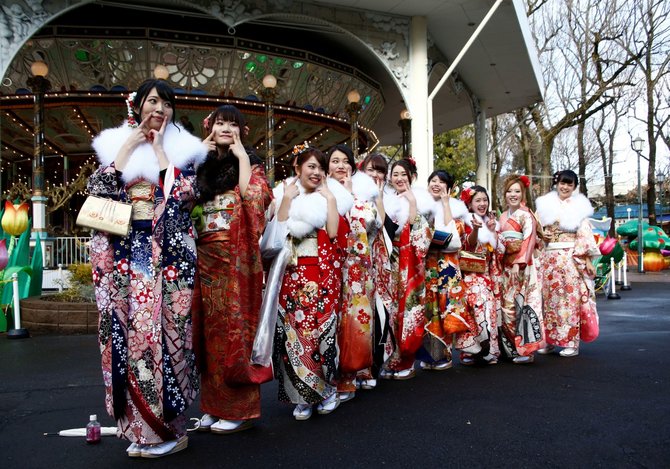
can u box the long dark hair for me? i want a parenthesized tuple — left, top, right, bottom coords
(327, 144, 357, 175)
(196, 105, 262, 203)
(131, 79, 177, 127)
(360, 153, 388, 179)
(427, 169, 455, 190)
(553, 169, 578, 187)
(390, 158, 417, 181)
(467, 185, 489, 212)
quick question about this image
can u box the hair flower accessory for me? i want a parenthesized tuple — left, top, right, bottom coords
(519, 175, 531, 188)
(460, 186, 473, 205)
(407, 156, 417, 167)
(292, 141, 310, 156)
(202, 112, 213, 132)
(126, 92, 137, 128)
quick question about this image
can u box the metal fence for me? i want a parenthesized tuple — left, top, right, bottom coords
(51, 236, 91, 268)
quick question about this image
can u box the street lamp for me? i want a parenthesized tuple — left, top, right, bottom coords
(261, 74, 277, 186)
(26, 60, 51, 264)
(345, 90, 362, 159)
(657, 172, 665, 228)
(398, 109, 411, 159)
(153, 64, 169, 80)
(632, 136, 645, 273)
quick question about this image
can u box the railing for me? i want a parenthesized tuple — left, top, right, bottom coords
(51, 236, 91, 268)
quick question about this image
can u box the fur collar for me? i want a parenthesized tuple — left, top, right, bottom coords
(382, 187, 434, 235)
(92, 122, 208, 184)
(429, 196, 471, 231)
(382, 187, 408, 234)
(535, 190, 594, 231)
(351, 171, 378, 202)
(273, 176, 354, 238)
(471, 213, 498, 248)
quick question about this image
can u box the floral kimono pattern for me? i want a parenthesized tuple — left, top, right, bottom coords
(191, 165, 272, 421)
(541, 219, 598, 347)
(89, 164, 200, 444)
(337, 198, 379, 392)
(498, 207, 543, 358)
(274, 226, 347, 405)
(453, 223, 504, 357)
(422, 219, 467, 364)
(385, 215, 432, 372)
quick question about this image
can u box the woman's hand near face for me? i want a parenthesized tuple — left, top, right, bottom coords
(202, 130, 216, 153)
(149, 117, 170, 170)
(338, 166, 353, 193)
(317, 179, 335, 201)
(485, 213, 497, 231)
(229, 130, 248, 161)
(114, 115, 153, 171)
(277, 178, 299, 222)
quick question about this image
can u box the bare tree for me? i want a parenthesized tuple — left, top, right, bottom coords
(620, 0, 670, 225)
(593, 97, 627, 236)
(526, 0, 641, 194)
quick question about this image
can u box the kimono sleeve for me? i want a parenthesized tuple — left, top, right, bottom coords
(410, 214, 433, 260)
(87, 165, 121, 198)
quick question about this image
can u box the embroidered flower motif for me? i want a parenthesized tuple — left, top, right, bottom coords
(117, 258, 130, 274)
(163, 265, 179, 282)
(357, 309, 371, 325)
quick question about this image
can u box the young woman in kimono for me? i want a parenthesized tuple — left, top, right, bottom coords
(379, 158, 433, 380)
(88, 79, 207, 458)
(498, 175, 544, 364)
(357, 153, 393, 390)
(535, 170, 598, 357)
(454, 186, 503, 365)
(191, 105, 272, 434)
(327, 145, 380, 404)
(273, 146, 353, 421)
(419, 170, 470, 371)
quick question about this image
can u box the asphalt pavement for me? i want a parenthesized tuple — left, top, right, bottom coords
(1, 273, 669, 468)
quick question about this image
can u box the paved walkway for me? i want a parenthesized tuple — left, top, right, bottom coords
(1, 276, 669, 467)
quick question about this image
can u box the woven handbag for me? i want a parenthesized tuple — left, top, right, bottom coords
(459, 250, 487, 273)
(76, 195, 132, 237)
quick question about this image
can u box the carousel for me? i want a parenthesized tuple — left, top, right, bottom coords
(0, 0, 543, 269)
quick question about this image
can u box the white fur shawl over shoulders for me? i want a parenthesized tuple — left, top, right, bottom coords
(429, 196, 471, 231)
(272, 176, 354, 238)
(92, 122, 208, 184)
(351, 171, 378, 202)
(535, 190, 594, 231)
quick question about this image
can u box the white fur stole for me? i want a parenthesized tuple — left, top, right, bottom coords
(471, 213, 498, 248)
(535, 190, 594, 232)
(429, 196, 471, 232)
(351, 171, 378, 202)
(92, 122, 208, 184)
(272, 176, 354, 238)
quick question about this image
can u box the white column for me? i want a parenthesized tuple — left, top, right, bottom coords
(409, 16, 430, 187)
(473, 97, 488, 188)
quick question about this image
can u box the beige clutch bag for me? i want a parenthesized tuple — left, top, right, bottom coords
(76, 195, 132, 237)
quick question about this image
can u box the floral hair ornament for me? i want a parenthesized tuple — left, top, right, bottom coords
(407, 156, 417, 168)
(292, 141, 310, 156)
(519, 175, 531, 188)
(126, 92, 138, 128)
(202, 112, 214, 133)
(460, 186, 473, 206)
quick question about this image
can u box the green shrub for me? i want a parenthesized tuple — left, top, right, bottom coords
(45, 263, 95, 303)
